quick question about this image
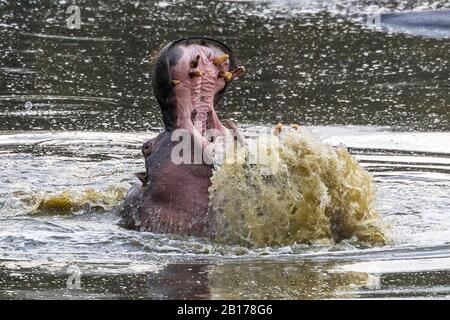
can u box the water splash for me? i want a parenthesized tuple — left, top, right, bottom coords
(27, 186, 127, 215)
(209, 128, 390, 247)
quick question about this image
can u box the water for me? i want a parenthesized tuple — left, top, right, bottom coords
(0, 0, 449, 299)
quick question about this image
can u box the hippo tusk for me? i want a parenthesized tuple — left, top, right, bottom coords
(291, 124, 300, 130)
(230, 66, 246, 79)
(171, 80, 181, 86)
(274, 122, 283, 136)
(190, 54, 200, 68)
(223, 118, 246, 146)
(218, 71, 233, 81)
(213, 53, 229, 66)
(189, 70, 204, 78)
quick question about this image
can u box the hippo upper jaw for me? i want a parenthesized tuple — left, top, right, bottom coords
(152, 37, 245, 145)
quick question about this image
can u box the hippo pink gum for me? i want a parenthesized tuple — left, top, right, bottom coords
(120, 37, 245, 236)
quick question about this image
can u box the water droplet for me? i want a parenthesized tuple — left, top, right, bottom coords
(24, 101, 33, 110)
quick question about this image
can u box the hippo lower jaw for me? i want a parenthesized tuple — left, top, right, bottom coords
(119, 38, 245, 237)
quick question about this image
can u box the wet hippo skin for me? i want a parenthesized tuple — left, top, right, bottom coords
(119, 37, 245, 236)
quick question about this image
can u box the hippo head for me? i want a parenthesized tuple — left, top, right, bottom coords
(152, 37, 245, 136)
(122, 38, 246, 235)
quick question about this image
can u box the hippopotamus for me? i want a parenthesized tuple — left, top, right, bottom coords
(377, 9, 450, 39)
(119, 37, 245, 236)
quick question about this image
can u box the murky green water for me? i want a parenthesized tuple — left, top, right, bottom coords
(0, 0, 449, 299)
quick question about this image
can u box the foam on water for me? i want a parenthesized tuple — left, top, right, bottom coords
(30, 186, 127, 215)
(1, 186, 128, 216)
(210, 128, 390, 247)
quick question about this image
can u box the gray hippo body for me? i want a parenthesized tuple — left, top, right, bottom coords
(120, 130, 213, 235)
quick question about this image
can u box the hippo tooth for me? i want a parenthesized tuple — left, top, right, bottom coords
(213, 53, 229, 66)
(189, 70, 204, 78)
(171, 80, 181, 86)
(218, 71, 233, 81)
(291, 124, 300, 130)
(190, 55, 200, 68)
(230, 66, 246, 78)
(274, 122, 283, 136)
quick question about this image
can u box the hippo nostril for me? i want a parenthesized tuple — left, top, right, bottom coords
(190, 54, 200, 68)
(213, 53, 229, 66)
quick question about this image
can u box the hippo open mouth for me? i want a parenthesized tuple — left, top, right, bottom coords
(153, 37, 245, 147)
(119, 37, 245, 236)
